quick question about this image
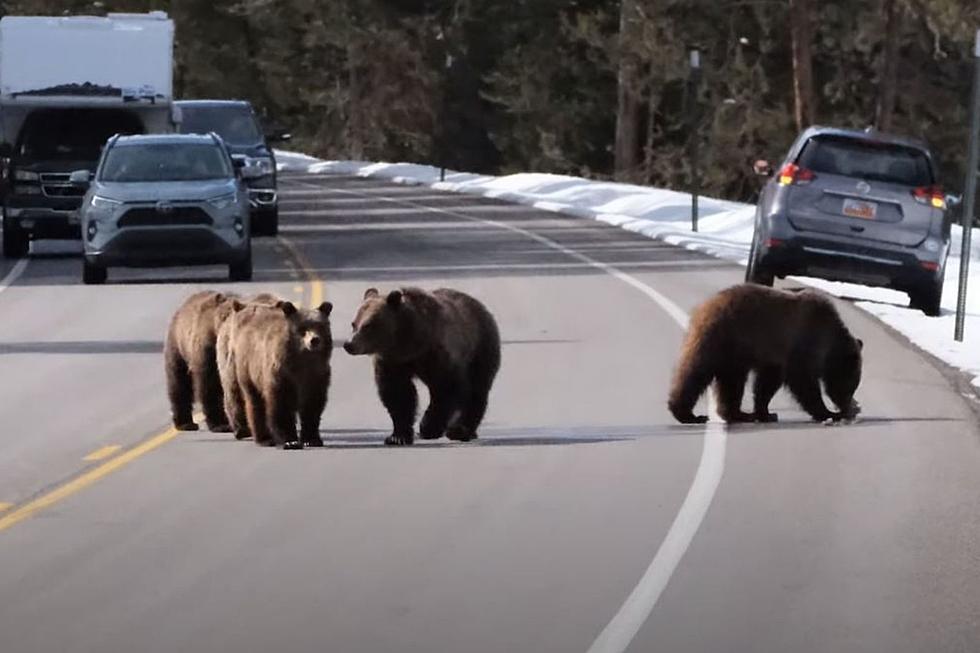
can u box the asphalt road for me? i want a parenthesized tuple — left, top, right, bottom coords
(0, 173, 978, 653)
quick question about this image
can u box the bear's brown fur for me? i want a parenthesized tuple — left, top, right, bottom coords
(668, 284, 863, 424)
(223, 299, 333, 449)
(215, 292, 288, 440)
(343, 287, 501, 446)
(164, 290, 242, 431)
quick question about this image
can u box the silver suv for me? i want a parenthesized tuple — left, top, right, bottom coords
(74, 133, 251, 285)
(746, 126, 952, 316)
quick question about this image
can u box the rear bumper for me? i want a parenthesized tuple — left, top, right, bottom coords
(758, 235, 943, 290)
(85, 227, 248, 268)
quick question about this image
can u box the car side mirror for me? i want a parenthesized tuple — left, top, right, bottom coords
(231, 155, 246, 170)
(753, 159, 773, 177)
(946, 194, 962, 208)
(69, 170, 91, 185)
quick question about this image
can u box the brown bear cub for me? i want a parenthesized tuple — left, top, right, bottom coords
(222, 299, 333, 449)
(343, 287, 501, 446)
(668, 284, 863, 424)
(164, 291, 242, 432)
(215, 292, 286, 440)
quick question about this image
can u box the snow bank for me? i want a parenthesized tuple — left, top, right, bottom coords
(275, 151, 980, 390)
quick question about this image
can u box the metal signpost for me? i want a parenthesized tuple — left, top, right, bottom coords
(955, 29, 980, 342)
(689, 49, 701, 233)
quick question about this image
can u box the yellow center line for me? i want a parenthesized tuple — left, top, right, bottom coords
(0, 502, 12, 513)
(277, 236, 325, 308)
(82, 445, 121, 462)
(0, 426, 179, 532)
(0, 411, 203, 533)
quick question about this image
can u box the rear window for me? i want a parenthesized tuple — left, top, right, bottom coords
(797, 136, 934, 187)
(100, 143, 232, 182)
(178, 105, 262, 146)
(17, 108, 144, 161)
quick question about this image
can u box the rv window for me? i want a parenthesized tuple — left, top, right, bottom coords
(17, 109, 145, 161)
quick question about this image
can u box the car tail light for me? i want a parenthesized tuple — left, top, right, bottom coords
(912, 185, 946, 209)
(920, 261, 940, 271)
(777, 163, 815, 186)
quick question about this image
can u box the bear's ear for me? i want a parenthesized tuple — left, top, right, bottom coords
(364, 288, 380, 300)
(386, 290, 403, 307)
(215, 293, 226, 303)
(318, 301, 333, 316)
(230, 299, 245, 312)
(855, 337, 863, 351)
(277, 300, 298, 317)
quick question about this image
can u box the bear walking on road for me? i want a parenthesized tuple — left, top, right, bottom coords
(668, 284, 863, 424)
(343, 287, 501, 446)
(164, 290, 242, 432)
(224, 299, 333, 449)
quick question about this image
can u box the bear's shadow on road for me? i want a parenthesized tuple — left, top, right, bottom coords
(713, 415, 963, 433)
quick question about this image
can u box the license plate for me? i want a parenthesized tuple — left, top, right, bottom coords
(842, 198, 877, 220)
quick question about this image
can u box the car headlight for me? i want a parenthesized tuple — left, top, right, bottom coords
(208, 192, 238, 210)
(91, 195, 122, 210)
(13, 170, 39, 181)
(246, 157, 274, 177)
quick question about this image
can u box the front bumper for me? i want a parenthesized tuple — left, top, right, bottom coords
(4, 205, 81, 239)
(85, 226, 248, 268)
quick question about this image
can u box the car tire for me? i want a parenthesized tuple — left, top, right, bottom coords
(2, 222, 29, 259)
(229, 251, 253, 282)
(82, 260, 107, 285)
(745, 231, 775, 287)
(253, 207, 278, 237)
(909, 276, 944, 317)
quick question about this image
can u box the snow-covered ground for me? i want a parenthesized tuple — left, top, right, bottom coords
(276, 150, 980, 391)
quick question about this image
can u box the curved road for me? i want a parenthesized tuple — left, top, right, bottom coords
(0, 173, 978, 652)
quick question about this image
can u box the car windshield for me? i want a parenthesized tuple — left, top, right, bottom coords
(797, 136, 934, 187)
(178, 105, 263, 145)
(17, 108, 144, 161)
(100, 143, 232, 182)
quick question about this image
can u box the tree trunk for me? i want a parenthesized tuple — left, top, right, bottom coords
(614, 0, 643, 180)
(789, 0, 816, 130)
(875, 0, 900, 132)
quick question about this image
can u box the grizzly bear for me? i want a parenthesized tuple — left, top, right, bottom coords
(215, 292, 287, 440)
(667, 284, 863, 424)
(164, 290, 242, 431)
(343, 287, 501, 446)
(223, 299, 333, 449)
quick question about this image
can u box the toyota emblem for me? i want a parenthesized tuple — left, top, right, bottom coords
(856, 181, 871, 194)
(156, 201, 174, 214)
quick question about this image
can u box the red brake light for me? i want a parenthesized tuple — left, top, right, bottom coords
(777, 163, 815, 186)
(912, 185, 945, 209)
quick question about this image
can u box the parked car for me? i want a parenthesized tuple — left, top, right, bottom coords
(0, 12, 178, 259)
(75, 133, 251, 284)
(746, 126, 953, 316)
(175, 99, 288, 237)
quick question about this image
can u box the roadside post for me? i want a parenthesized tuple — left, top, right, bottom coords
(688, 49, 702, 232)
(955, 28, 980, 342)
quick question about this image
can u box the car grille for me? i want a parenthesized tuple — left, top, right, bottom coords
(40, 173, 86, 197)
(118, 206, 213, 228)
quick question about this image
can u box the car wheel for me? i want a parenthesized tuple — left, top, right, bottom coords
(254, 207, 278, 237)
(909, 276, 944, 317)
(229, 252, 253, 282)
(745, 231, 775, 287)
(2, 222, 28, 259)
(82, 260, 107, 285)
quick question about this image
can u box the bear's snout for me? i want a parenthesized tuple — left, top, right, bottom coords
(342, 340, 357, 355)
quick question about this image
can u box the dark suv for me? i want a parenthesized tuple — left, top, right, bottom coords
(175, 100, 288, 237)
(747, 126, 951, 316)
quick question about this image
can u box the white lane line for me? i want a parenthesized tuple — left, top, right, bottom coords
(0, 259, 28, 296)
(295, 178, 726, 652)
